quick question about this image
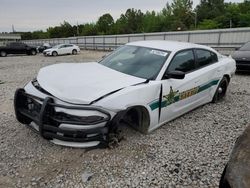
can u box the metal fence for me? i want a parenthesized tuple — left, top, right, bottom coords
(22, 27, 250, 54)
(0, 33, 21, 45)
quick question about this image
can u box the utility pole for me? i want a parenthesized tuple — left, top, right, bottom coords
(77, 21, 79, 36)
(12, 24, 15, 33)
(194, 12, 197, 29)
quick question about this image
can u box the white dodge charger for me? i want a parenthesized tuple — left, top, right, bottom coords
(14, 40, 236, 148)
(43, 44, 80, 56)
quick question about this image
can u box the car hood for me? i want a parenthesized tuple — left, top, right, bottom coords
(232, 50, 250, 61)
(37, 62, 146, 104)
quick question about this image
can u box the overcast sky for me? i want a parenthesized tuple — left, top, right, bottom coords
(0, 0, 244, 32)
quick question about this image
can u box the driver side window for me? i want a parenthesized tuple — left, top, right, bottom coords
(168, 50, 195, 73)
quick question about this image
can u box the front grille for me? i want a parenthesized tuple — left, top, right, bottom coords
(53, 112, 104, 125)
(26, 97, 42, 119)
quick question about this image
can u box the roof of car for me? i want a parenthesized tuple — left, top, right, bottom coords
(127, 40, 215, 53)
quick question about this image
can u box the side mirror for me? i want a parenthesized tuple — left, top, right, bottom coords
(163, 70, 185, 79)
(235, 47, 239, 51)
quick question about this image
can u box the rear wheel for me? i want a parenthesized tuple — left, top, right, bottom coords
(212, 77, 229, 103)
(72, 49, 77, 55)
(0, 51, 7, 57)
(52, 51, 58, 56)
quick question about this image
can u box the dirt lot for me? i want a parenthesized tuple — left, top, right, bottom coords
(0, 52, 249, 188)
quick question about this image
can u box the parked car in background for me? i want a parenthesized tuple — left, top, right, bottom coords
(0, 42, 37, 57)
(37, 43, 52, 53)
(232, 41, 250, 71)
(14, 40, 236, 148)
(43, 44, 80, 56)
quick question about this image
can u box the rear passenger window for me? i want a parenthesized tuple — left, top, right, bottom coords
(168, 50, 195, 73)
(195, 49, 218, 68)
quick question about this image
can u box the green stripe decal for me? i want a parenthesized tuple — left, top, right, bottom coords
(198, 80, 219, 93)
(149, 79, 219, 111)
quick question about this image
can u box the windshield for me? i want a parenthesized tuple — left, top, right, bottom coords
(239, 42, 250, 51)
(99, 45, 169, 79)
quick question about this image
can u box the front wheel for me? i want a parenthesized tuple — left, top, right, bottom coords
(72, 49, 77, 55)
(52, 51, 58, 56)
(212, 77, 229, 103)
(0, 51, 7, 57)
(30, 49, 37, 55)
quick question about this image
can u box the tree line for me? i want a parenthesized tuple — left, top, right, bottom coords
(20, 0, 250, 40)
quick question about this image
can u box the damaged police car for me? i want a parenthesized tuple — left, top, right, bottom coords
(14, 41, 236, 148)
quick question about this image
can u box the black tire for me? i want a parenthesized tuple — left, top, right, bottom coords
(212, 77, 229, 103)
(52, 51, 58, 56)
(14, 89, 32, 124)
(0, 51, 7, 57)
(30, 49, 37, 55)
(72, 49, 77, 55)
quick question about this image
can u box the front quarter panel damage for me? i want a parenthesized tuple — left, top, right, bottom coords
(95, 81, 162, 134)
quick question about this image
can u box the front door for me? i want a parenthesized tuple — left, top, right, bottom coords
(160, 49, 203, 123)
(57, 45, 66, 55)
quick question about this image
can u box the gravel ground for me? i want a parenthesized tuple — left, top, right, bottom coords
(0, 51, 249, 188)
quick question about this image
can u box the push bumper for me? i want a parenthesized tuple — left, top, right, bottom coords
(14, 88, 112, 148)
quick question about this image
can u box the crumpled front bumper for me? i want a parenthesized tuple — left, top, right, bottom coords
(14, 88, 112, 148)
(43, 51, 52, 56)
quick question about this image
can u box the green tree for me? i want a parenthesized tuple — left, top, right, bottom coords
(159, 3, 175, 31)
(196, 0, 225, 23)
(80, 23, 98, 36)
(239, 0, 250, 14)
(197, 19, 220, 29)
(142, 11, 162, 32)
(215, 3, 240, 28)
(238, 1, 250, 27)
(171, 0, 194, 30)
(238, 13, 250, 27)
(47, 21, 74, 38)
(97, 13, 114, 34)
(115, 9, 144, 34)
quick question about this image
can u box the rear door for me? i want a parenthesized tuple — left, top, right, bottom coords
(193, 49, 221, 100)
(159, 48, 221, 124)
(18, 43, 27, 54)
(65, 44, 73, 54)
